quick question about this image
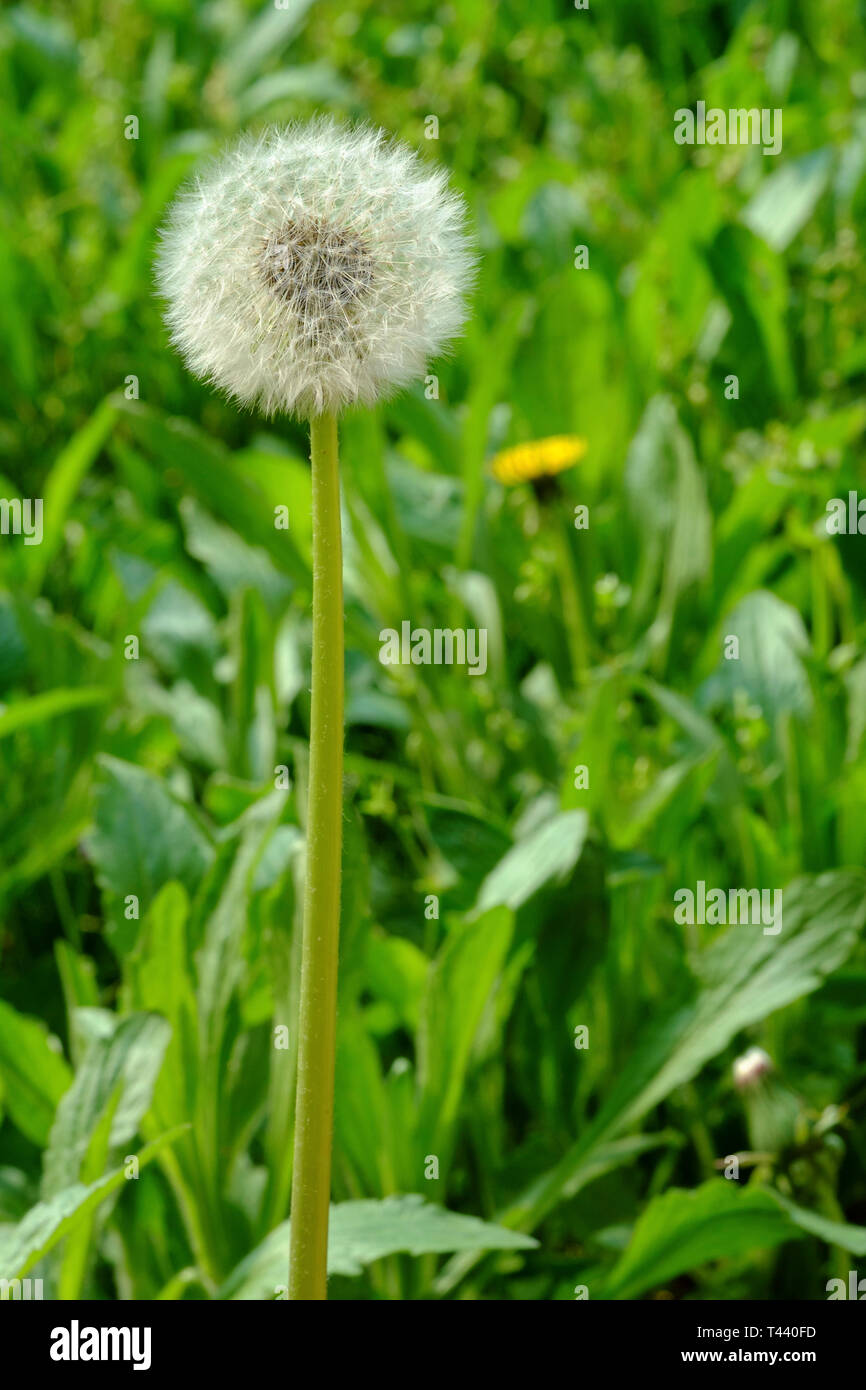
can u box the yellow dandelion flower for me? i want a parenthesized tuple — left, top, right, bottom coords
(490, 435, 587, 486)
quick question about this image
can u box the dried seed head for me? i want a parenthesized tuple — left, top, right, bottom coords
(155, 120, 476, 418)
(733, 1046, 774, 1091)
(260, 218, 374, 315)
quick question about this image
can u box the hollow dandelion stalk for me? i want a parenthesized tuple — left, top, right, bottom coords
(157, 118, 474, 1300)
(289, 410, 343, 1300)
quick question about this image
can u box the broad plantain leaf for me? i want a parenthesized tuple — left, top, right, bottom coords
(0, 1128, 188, 1287)
(500, 871, 866, 1233)
(42, 1012, 171, 1197)
(476, 809, 588, 913)
(699, 589, 812, 724)
(220, 1194, 538, 1298)
(87, 755, 214, 952)
(604, 1181, 797, 1300)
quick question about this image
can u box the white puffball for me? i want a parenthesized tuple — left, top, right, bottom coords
(156, 119, 475, 418)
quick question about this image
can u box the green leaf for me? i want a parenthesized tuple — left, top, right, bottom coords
(699, 589, 812, 724)
(457, 296, 529, 569)
(0, 1001, 72, 1146)
(604, 1181, 796, 1300)
(220, 1195, 538, 1298)
(769, 1190, 866, 1256)
(333, 1010, 394, 1196)
(741, 149, 833, 252)
(123, 884, 197, 1136)
(42, 1013, 172, 1198)
(25, 398, 117, 592)
(329, 1195, 538, 1274)
(223, 0, 315, 91)
(476, 809, 588, 912)
(0, 686, 108, 740)
(180, 497, 291, 611)
(387, 459, 464, 552)
(87, 755, 214, 951)
(142, 580, 219, 678)
(128, 673, 227, 770)
(705, 224, 795, 401)
(107, 143, 209, 304)
(502, 871, 866, 1233)
(434, 1133, 679, 1295)
(416, 905, 513, 1152)
(56, 1083, 122, 1299)
(364, 930, 429, 1032)
(195, 792, 286, 1051)
(116, 401, 309, 583)
(624, 396, 711, 642)
(237, 64, 350, 120)
(0, 225, 37, 393)
(422, 798, 511, 909)
(0, 1128, 189, 1285)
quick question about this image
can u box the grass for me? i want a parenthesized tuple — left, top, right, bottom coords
(0, 0, 865, 1301)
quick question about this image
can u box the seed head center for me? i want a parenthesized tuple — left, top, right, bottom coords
(260, 217, 374, 318)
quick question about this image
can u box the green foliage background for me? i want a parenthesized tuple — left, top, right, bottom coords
(1, 0, 866, 1300)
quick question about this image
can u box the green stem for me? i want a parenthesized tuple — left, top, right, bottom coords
(289, 411, 345, 1301)
(552, 509, 589, 688)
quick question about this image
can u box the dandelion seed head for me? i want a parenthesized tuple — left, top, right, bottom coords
(156, 120, 476, 417)
(733, 1046, 774, 1091)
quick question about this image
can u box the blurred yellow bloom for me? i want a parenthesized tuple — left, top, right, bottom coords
(490, 435, 587, 486)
